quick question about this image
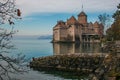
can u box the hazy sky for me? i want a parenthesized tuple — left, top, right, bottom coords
(14, 0, 120, 35)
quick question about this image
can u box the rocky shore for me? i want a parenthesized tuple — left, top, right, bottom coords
(30, 53, 120, 80)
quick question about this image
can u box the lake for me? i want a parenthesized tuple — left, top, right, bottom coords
(10, 39, 102, 80)
(13, 39, 53, 58)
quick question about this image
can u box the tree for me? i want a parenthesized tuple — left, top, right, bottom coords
(98, 13, 112, 34)
(112, 4, 120, 22)
(106, 3, 120, 40)
(0, 0, 27, 80)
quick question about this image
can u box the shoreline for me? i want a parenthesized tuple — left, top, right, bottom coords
(30, 53, 120, 80)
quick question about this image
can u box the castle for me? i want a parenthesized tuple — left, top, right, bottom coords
(53, 11, 104, 42)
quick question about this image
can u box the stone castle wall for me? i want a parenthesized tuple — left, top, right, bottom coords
(53, 11, 104, 42)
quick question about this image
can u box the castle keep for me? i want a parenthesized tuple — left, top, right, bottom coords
(53, 11, 104, 42)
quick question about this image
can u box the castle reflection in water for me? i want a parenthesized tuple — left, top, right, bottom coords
(53, 43, 101, 55)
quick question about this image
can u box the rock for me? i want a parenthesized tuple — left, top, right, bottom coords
(107, 77, 116, 80)
(92, 76, 99, 80)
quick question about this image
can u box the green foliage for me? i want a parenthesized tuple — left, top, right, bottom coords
(112, 4, 120, 20)
(106, 3, 120, 40)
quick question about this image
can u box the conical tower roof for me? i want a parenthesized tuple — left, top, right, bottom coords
(68, 16, 77, 21)
(78, 11, 87, 17)
(67, 16, 77, 25)
(93, 21, 99, 27)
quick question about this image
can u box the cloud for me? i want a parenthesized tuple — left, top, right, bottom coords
(16, 0, 120, 17)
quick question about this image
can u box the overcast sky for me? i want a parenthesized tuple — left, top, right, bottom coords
(14, 0, 120, 36)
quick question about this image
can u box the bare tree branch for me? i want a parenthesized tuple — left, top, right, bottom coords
(0, 0, 27, 80)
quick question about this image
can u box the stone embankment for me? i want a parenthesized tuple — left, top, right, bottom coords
(30, 54, 104, 71)
(30, 54, 120, 80)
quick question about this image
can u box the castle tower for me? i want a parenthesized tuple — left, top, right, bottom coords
(78, 11, 87, 25)
(78, 4, 87, 25)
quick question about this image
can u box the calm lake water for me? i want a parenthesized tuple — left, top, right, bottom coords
(10, 39, 102, 80)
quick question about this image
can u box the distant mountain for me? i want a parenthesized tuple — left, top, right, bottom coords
(38, 35, 52, 39)
(13, 35, 52, 40)
(13, 35, 39, 40)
